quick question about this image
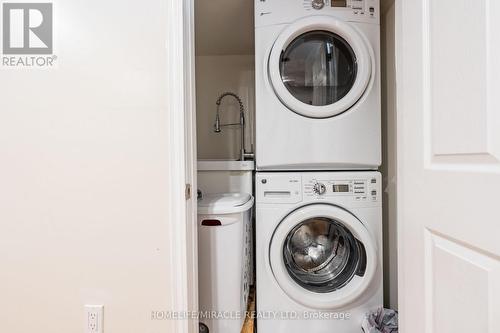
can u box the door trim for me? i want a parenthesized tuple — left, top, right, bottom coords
(168, 0, 198, 332)
(395, 0, 406, 329)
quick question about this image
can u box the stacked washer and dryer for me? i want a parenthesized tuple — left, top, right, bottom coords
(254, 0, 383, 332)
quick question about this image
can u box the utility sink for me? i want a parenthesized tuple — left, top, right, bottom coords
(197, 159, 255, 171)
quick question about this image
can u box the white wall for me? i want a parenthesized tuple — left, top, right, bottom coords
(0, 0, 179, 331)
(196, 55, 255, 160)
(195, 0, 254, 56)
(381, 2, 398, 310)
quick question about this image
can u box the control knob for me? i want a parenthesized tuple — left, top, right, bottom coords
(313, 182, 327, 195)
(312, 0, 325, 10)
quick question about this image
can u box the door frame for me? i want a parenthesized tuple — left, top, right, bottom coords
(395, 0, 405, 324)
(169, 0, 198, 332)
(178, 3, 404, 332)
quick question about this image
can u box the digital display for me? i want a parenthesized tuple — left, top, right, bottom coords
(331, 0, 347, 7)
(333, 184, 350, 192)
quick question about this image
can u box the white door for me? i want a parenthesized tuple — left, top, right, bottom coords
(397, 1, 500, 332)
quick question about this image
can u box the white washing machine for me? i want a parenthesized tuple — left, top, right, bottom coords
(256, 171, 383, 333)
(255, 0, 381, 170)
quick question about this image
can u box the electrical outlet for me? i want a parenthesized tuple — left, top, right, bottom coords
(85, 305, 103, 333)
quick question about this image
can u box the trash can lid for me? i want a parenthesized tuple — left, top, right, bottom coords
(198, 193, 254, 215)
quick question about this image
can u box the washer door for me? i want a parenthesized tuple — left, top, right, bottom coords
(269, 204, 377, 309)
(268, 16, 372, 118)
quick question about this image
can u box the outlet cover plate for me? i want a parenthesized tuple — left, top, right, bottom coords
(85, 305, 103, 333)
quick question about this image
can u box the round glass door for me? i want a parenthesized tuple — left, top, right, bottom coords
(268, 16, 372, 118)
(269, 204, 377, 309)
(283, 217, 366, 293)
(280, 31, 357, 107)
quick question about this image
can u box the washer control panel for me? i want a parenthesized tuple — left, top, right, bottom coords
(256, 0, 380, 27)
(304, 176, 379, 202)
(256, 172, 381, 205)
(300, 0, 378, 18)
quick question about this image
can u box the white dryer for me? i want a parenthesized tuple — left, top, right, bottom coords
(255, 0, 381, 170)
(256, 171, 383, 333)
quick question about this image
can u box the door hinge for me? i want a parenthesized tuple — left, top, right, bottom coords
(185, 184, 192, 200)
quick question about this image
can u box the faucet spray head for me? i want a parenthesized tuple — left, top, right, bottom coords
(214, 113, 221, 133)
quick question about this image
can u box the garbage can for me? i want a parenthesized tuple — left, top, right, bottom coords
(197, 193, 254, 333)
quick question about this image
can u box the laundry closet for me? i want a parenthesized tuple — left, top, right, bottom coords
(194, 0, 397, 332)
(195, 2, 256, 333)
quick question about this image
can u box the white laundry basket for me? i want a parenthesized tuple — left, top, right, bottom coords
(197, 193, 254, 333)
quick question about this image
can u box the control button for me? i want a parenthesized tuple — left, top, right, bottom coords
(371, 190, 377, 196)
(261, 179, 267, 184)
(311, 0, 325, 10)
(371, 178, 377, 183)
(313, 182, 327, 195)
(369, 6, 375, 13)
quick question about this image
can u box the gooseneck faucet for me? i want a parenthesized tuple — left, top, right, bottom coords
(214, 92, 254, 161)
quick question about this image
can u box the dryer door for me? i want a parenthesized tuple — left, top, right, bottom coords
(268, 16, 372, 118)
(269, 204, 377, 309)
